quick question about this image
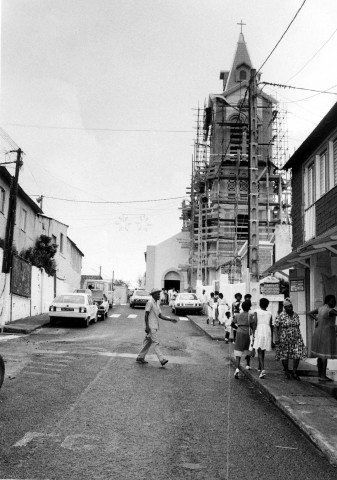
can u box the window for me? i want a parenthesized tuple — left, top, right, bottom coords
(60, 233, 64, 253)
(239, 70, 247, 81)
(307, 163, 315, 207)
(0, 187, 5, 213)
(334, 139, 337, 186)
(20, 208, 27, 232)
(320, 151, 328, 195)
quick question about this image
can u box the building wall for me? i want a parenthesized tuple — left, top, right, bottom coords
(291, 164, 304, 249)
(146, 231, 190, 291)
(316, 186, 337, 234)
(42, 218, 82, 292)
(0, 174, 43, 253)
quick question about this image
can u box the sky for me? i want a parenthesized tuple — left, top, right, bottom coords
(1, 0, 337, 286)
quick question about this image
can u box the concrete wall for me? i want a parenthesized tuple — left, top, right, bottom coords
(146, 231, 190, 292)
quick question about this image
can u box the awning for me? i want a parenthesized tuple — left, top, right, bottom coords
(263, 225, 337, 277)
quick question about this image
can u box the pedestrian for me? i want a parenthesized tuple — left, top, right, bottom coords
(214, 290, 220, 323)
(232, 292, 242, 317)
(224, 311, 232, 343)
(136, 288, 177, 367)
(308, 294, 337, 383)
(218, 293, 229, 325)
(207, 292, 215, 325)
(168, 288, 173, 304)
(160, 288, 166, 305)
(231, 292, 242, 342)
(233, 301, 254, 378)
(274, 298, 306, 380)
(200, 289, 208, 315)
(170, 289, 178, 308)
(252, 298, 272, 379)
(164, 289, 168, 305)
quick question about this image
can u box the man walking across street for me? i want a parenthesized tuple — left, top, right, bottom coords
(136, 288, 177, 367)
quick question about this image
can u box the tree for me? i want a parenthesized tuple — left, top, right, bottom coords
(21, 234, 58, 276)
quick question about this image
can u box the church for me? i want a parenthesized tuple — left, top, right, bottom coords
(146, 28, 291, 293)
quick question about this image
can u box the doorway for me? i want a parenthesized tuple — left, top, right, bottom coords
(164, 271, 181, 292)
(164, 279, 180, 292)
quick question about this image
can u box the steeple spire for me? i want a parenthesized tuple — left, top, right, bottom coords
(225, 30, 253, 91)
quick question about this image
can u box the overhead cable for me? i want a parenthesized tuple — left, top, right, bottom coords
(259, 81, 337, 96)
(1, 123, 192, 134)
(29, 195, 188, 204)
(257, 0, 307, 74)
(286, 27, 337, 83)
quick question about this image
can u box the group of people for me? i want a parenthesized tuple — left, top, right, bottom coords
(225, 291, 337, 383)
(159, 288, 179, 306)
(136, 285, 337, 383)
(202, 290, 308, 381)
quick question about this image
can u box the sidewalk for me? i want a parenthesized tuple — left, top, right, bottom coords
(1, 313, 50, 335)
(188, 314, 337, 467)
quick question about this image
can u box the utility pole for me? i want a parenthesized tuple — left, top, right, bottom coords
(248, 70, 259, 283)
(2, 148, 23, 273)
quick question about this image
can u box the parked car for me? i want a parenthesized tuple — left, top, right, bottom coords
(91, 289, 110, 319)
(48, 293, 98, 328)
(171, 293, 202, 315)
(74, 288, 93, 296)
(129, 289, 151, 308)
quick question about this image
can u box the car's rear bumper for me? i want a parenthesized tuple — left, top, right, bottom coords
(49, 312, 88, 320)
(175, 306, 202, 312)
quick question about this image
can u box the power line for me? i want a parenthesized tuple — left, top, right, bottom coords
(259, 81, 337, 96)
(29, 194, 188, 204)
(1, 123, 192, 134)
(257, 0, 307, 74)
(285, 27, 337, 83)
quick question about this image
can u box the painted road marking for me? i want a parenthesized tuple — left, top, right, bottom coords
(127, 314, 137, 318)
(109, 314, 121, 318)
(14, 431, 99, 451)
(179, 317, 189, 321)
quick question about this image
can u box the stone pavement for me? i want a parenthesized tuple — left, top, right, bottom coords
(188, 313, 337, 467)
(2, 312, 337, 466)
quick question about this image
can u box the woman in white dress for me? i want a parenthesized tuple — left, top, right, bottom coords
(217, 293, 229, 325)
(252, 298, 272, 379)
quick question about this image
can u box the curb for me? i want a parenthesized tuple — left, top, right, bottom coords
(188, 314, 337, 467)
(3, 318, 50, 335)
(239, 365, 337, 466)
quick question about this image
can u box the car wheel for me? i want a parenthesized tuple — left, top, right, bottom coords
(83, 317, 90, 328)
(0, 355, 5, 390)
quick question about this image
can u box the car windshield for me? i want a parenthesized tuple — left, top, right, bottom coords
(179, 294, 197, 300)
(135, 290, 150, 296)
(54, 295, 85, 304)
(91, 290, 104, 299)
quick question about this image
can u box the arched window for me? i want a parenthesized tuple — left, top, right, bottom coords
(239, 70, 247, 81)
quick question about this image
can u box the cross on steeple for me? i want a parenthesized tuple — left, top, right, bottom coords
(237, 20, 246, 34)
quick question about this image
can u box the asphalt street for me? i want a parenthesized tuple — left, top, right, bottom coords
(0, 304, 336, 479)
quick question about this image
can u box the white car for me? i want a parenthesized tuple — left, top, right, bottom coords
(91, 289, 110, 319)
(129, 289, 152, 308)
(48, 293, 98, 328)
(172, 293, 202, 315)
